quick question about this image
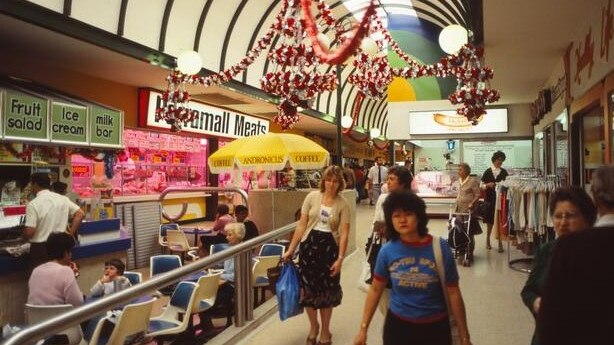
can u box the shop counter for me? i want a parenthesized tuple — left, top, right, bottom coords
(248, 189, 357, 253)
(0, 231, 131, 325)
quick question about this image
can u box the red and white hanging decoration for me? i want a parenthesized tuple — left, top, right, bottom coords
(156, 0, 498, 132)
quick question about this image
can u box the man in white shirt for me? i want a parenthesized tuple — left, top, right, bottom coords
(366, 156, 388, 206)
(24, 173, 85, 269)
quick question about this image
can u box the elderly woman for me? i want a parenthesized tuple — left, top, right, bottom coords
(455, 163, 481, 263)
(354, 191, 472, 345)
(480, 150, 508, 252)
(521, 186, 596, 345)
(199, 222, 246, 333)
(282, 165, 350, 345)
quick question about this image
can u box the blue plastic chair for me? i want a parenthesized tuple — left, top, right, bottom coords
(150, 255, 182, 295)
(146, 281, 200, 341)
(123, 271, 142, 286)
(159, 223, 180, 253)
(258, 243, 285, 257)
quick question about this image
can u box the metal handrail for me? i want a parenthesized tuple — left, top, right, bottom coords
(159, 186, 249, 221)
(3, 221, 296, 345)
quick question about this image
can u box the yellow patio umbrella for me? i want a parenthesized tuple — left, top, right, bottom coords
(208, 132, 330, 173)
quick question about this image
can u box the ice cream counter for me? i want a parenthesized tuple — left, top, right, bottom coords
(0, 218, 131, 325)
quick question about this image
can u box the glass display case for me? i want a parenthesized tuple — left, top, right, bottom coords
(414, 169, 459, 197)
(71, 129, 208, 198)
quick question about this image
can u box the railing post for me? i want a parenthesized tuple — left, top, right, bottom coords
(233, 252, 249, 326)
(244, 251, 254, 321)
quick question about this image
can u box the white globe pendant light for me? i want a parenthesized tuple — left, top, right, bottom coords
(369, 127, 381, 139)
(341, 115, 353, 129)
(438, 25, 468, 54)
(360, 37, 379, 57)
(176, 50, 203, 75)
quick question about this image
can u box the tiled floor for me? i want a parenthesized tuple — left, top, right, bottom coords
(232, 203, 535, 345)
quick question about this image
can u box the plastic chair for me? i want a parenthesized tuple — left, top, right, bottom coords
(146, 281, 200, 343)
(192, 271, 223, 331)
(251, 255, 282, 307)
(258, 243, 285, 257)
(150, 255, 182, 295)
(187, 250, 200, 261)
(166, 229, 199, 263)
(25, 303, 84, 345)
(159, 223, 180, 254)
(123, 271, 142, 286)
(89, 298, 155, 345)
(209, 243, 231, 269)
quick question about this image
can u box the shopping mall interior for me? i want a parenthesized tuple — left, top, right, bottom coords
(0, 0, 613, 344)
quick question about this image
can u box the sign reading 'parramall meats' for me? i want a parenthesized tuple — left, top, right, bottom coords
(139, 89, 270, 139)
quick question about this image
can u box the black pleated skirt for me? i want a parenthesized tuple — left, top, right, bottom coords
(298, 230, 342, 309)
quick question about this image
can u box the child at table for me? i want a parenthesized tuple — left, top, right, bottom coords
(90, 258, 132, 298)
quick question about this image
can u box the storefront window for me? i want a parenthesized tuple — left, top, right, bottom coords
(581, 107, 604, 188)
(462, 140, 533, 177)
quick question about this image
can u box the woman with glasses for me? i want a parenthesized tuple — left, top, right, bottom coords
(282, 165, 350, 345)
(520, 186, 596, 345)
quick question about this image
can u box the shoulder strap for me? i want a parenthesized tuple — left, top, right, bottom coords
(432, 236, 451, 312)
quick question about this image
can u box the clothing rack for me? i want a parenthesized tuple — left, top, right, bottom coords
(497, 175, 561, 273)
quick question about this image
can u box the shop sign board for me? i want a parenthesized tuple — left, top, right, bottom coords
(2, 89, 49, 141)
(89, 105, 123, 148)
(139, 89, 269, 138)
(51, 101, 88, 144)
(408, 108, 508, 135)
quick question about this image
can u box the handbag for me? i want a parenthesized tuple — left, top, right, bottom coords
(473, 200, 491, 220)
(432, 236, 462, 345)
(266, 259, 283, 295)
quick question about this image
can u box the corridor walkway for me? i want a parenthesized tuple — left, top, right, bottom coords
(234, 203, 534, 345)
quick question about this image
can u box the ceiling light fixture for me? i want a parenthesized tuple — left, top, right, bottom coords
(341, 115, 354, 128)
(369, 127, 380, 138)
(438, 24, 468, 54)
(176, 50, 203, 75)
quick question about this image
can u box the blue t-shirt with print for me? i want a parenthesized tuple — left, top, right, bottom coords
(374, 235, 459, 322)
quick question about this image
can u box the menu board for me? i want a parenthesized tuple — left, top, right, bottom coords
(462, 140, 533, 176)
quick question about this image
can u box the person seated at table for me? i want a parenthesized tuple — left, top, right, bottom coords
(235, 204, 259, 241)
(90, 258, 131, 298)
(200, 203, 235, 256)
(199, 222, 245, 333)
(28, 232, 83, 307)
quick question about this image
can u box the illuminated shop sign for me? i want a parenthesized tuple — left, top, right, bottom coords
(1, 89, 123, 147)
(408, 108, 508, 135)
(139, 89, 270, 138)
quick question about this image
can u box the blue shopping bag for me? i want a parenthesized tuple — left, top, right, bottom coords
(275, 261, 303, 321)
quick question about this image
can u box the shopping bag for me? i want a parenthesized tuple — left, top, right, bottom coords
(275, 261, 303, 321)
(447, 216, 470, 249)
(358, 261, 372, 292)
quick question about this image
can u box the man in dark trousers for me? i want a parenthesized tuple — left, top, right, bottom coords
(538, 164, 614, 345)
(24, 173, 85, 269)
